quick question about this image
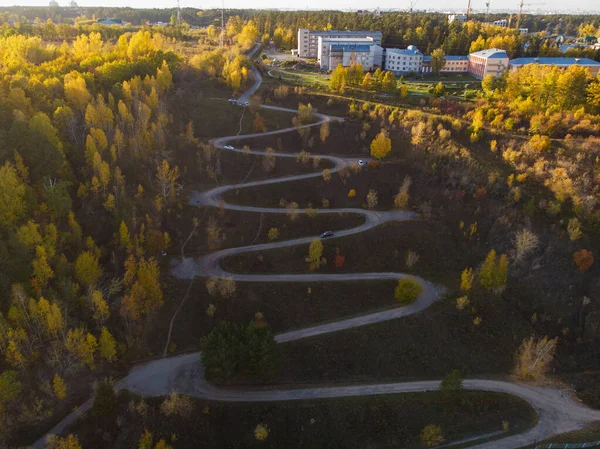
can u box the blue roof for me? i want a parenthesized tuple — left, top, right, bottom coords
(510, 57, 600, 66)
(470, 48, 508, 59)
(311, 30, 381, 36)
(331, 44, 372, 52)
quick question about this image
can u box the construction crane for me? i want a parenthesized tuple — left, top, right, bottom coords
(466, 0, 472, 20)
(516, 0, 545, 30)
(408, 0, 419, 14)
(485, 0, 491, 19)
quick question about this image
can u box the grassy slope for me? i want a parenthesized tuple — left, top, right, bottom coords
(70, 391, 537, 449)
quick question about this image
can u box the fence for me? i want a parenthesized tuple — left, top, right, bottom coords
(533, 441, 600, 449)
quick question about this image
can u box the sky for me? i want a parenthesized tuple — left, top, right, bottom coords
(0, 0, 599, 13)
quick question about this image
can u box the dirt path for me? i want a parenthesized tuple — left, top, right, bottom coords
(32, 44, 600, 449)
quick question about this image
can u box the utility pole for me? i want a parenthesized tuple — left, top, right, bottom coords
(220, 0, 225, 47)
(176, 0, 181, 26)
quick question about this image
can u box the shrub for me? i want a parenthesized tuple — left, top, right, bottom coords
(201, 321, 279, 383)
(573, 249, 594, 271)
(421, 424, 444, 447)
(440, 369, 463, 392)
(160, 392, 193, 417)
(365, 189, 378, 209)
(254, 424, 270, 441)
(267, 228, 280, 241)
(394, 277, 423, 304)
(347, 189, 356, 198)
(456, 296, 470, 310)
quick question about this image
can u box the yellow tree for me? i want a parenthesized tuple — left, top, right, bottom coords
(0, 162, 26, 226)
(370, 130, 392, 159)
(74, 251, 102, 288)
(65, 328, 97, 369)
(479, 249, 509, 293)
(514, 336, 557, 381)
(305, 239, 326, 271)
(32, 246, 54, 291)
(121, 257, 164, 321)
(53, 374, 67, 400)
(99, 327, 116, 361)
(155, 160, 180, 205)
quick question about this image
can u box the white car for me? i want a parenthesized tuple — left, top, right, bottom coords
(228, 98, 237, 104)
(224, 145, 234, 150)
(358, 160, 367, 166)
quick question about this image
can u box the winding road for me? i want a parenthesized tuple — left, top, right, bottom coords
(33, 45, 600, 449)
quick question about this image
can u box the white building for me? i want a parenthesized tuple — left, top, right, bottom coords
(297, 28, 382, 58)
(448, 14, 468, 24)
(384, 46, 423, 74)
(509, 57, 600, 77)
(317, 37, 383, 70)
(468, 48, 509, 79)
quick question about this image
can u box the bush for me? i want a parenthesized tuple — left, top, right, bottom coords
(201, 321, 279, 383)
(394, 277, 423, 304)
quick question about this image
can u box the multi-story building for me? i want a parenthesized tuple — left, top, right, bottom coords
(448, 14, 468, 24)
(384, 46, 423, 74)
(509, 57, 600, 77)
(422, 55, 469, 73)
(468, 48, 509, 79)
(317, 37, 383, 70)
(297, 28, 382, 58)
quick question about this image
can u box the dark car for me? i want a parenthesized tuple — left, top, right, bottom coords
(320, 231, 334, 238)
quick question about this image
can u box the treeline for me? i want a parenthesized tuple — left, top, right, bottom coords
(0, 22, 253, 446)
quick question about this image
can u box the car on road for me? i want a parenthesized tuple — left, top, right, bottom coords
(358, 160, 367, 166)
(320, 231, 334, 239)
(240, 101, 249, 107)
(224, 145, 234, 150)
(228, 98, 237, 104)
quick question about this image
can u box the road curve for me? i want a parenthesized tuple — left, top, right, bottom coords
(32, 45, 600, 449)
(119, 353, 600, 449)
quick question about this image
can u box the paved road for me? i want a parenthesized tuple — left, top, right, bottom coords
(32, 44, 600, 449)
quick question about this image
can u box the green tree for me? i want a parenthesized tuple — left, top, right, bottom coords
(93, 379, 117, 417)
(201, 320, 279, 383)
(99, 327, 117, 361)
(430, 48, 446, 76)
(0, 370, 21, 404)
(53, 374, 67, 400)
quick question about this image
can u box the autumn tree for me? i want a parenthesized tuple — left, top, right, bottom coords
(262, 148, 276, 172)
(460, 268, 474, 292)
(320, 121, 330, 143)
(155, 159, 180, 205)
(121, 257, 164, 321)
(329, 64, 347, 92)
(370, 130, 391, 159)
(75, 251, 102, 288)
(252, 113, 267, 133)
(99, 327, 116, 361)
(254, 424, 270, 441)
(479, 250, 509, 293)
(514, 336, 557, 381)
(573, 249, 594, 271)
(513, 229, 539, 262)
(361, 72, 373, 89)
(267, 228, 280, 241)
(365, 189, 378, 209)
(0, 162, 26, 226)
(394, 175, 411, 208)
(53, 374, 67, 400)
(305, 239, 326, 271)
(381, 71, 397, 92)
